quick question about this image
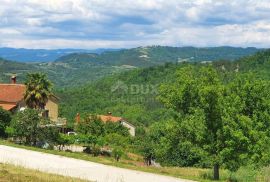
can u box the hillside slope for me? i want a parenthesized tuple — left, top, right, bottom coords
(56, 46, 261, 67)
(58, 49, 270, 126)
(0, 46, 261, 87)
(0, 47, 120, 62)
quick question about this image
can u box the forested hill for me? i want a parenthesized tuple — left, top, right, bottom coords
(58, 62, 180, 127)
(58, 49, 270, 126)
(0, 46, 262, 87)
(55, 46, 261, 67)
(0, 47, 120, 62)
(213, 49, 270, 79)
(0, 58, 34, 83)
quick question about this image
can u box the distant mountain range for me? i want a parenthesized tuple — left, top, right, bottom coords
(0, 47, 121, 62)
(0, 46, 263, 87)
(55, 46, 262, 66)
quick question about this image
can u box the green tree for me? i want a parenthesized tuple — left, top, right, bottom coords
(158, 67, 223, 179)
(158, 66, 270, 180)
(37, 123, 59, 148)
(57, 133, 75, 150)
(140, 135, 155, 166)
(104, 122, 129, 136)
(75, 115, 105, 136)
(112, 147, 124, 162)
(104, 133, 130, 148)
(221, 73, 270, 169)
(24, 73, 52, 110)
(8, 109, 58, 147)
(0, 108, 11, 137)
(8, 109, 40, 145)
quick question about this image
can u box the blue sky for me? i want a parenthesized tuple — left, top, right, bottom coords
(0, 0, 270, 49)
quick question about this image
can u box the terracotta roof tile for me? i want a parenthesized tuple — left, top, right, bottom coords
(97, 115, 123, 123)
(0, 84, 26, 103)
(0, 103, 17, 110)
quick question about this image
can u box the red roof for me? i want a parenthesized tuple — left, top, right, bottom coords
(0, 103, 17, 110)
(98, 115, 123, 123)
(0, 84, 26, 103)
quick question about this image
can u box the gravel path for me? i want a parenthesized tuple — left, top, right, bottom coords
(0, 145, 195, 182)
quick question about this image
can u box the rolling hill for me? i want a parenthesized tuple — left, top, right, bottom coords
(55, 46, 261, 66)
(0, 46, 262, 87)
(58, 49, 270, 125)
(0, 47, 120, 62)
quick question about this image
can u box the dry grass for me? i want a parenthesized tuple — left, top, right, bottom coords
(0, 163, 88, 182)
(257, 166, 270, 181)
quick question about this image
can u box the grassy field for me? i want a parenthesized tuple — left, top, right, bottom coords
(0, 163, 87, 182)
(1, 140, 268, 182)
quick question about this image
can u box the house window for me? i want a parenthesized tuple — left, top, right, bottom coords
(42, 110, 49, 118)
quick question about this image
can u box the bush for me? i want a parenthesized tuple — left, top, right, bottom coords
(112, 147, 124, 162)
(83, 145, 101, 156)
(227, 174, 238, 182)
(104, 122, 129, 136)
(37, 123, 59, 147)
(8, 109, 40, 145)
(75, 134, 98, 145)
(8, 109, 59, 147)
(57, 134, 75, 150)
(100, 149, 112, 157)
(83, 146, 92, 154)
(104, 133, 130, 148)
(0, 108, 11, 137)
(234, 166, 258, 182)
(75, 116, 104, 136)
(92, 145, 101, 156)
(227, 166, 258, 182)
(200, 170, 213, 180)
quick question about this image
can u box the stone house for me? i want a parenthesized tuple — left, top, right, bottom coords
(0, 76, 59, 122)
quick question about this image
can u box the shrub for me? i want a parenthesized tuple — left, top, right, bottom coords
(200, 170, 213, 180)
(75, 116, 104, 136)
(75, 134, 98, 146)
(100, 149, 112, 157)
(234, 166, 258, 182)
(8, 109, 40, 145)
(112, 147, 124, 162)
(8, 109, 59, 147)
(83, 145, 101, 156)
(104, 133, 130, 148)
(57, 133, 75, 150)
(0, 108, 11, 138)
(83, 146, 92, 154)
(92, 145, 101, 156)
(227, 166, 258, 182)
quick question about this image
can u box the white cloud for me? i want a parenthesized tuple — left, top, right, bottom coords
(0, 0, 270, 48)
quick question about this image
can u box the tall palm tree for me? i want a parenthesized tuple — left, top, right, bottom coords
(24, 73, 52, 110)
